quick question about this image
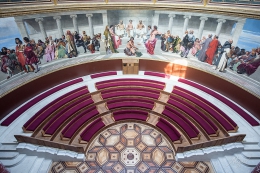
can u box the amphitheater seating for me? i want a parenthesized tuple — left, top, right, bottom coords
(90, 71, 117, 79)
(144, 71, 170, 79)
(80, 118, 105, 142)
(178, 78, 259, 126)
(1, 78, 83, 126)
(113, 110, 148, 121)
(42, 96, 94, 135)
(107, 98, 155, 110)
(156, 118, 181, 142)
(173, 86, 237, 132)
(61, 107, 99, 139)
(23, 86, 89, 132)
(96, 78, 165, 90)
(162, 106, 199, 138)
(101, 87, 160, 100)
(167, 98, 218, 136)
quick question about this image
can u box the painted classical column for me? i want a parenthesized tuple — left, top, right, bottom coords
(183, 15, 191, 34)
(35, 18, 47, 40)
(168, 14, 175, 33)
(102, 12, 108, 28)
(70, 14, 79, 33)
(53, 16, 63, 38)
(232, 19, 246, 46)
(215, 19, 226, 36)
(152, 13, 159, 27)
(198, 17, 208, 39)
(14, 19, 30, 39)
(86, 14, 94, 38)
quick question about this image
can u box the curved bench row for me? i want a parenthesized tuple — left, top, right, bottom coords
(178, 78, 259, 126)
(1, 78, 83, 126)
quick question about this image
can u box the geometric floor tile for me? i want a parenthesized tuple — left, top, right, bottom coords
(49, 123, 212, 173)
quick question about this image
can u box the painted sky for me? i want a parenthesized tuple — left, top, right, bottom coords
(0, 16, 260, 51)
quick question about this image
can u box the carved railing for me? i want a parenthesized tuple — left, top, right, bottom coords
(14, 135, 85, 153)
(176, 134, 246, 153)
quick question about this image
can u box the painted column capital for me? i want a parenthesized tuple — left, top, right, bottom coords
(70, 14, 77, 19)
(168, 14, 176, 18)
(86, 14, 93, 18)
(183, 15, 191, 19)
(53, 16, 61, 20)
(200, 17, 208, 21)
(217, 19, 226, 23)
(35, 18, 44, 23)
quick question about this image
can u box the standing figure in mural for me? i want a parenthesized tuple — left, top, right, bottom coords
(45, 40, 55, 62)
(142, 25, 152, 44)
(145, 25, 161, 55)
(7, 49, 19, 71)
(82, 31, 88, 46)
(197, 34, 213, 62)
(172, 35, 181, 53)
(126, 20, 134, 38)
(35, 42, 44, 64)
(23, 37, 40, 73)
(1, 47, 13, 79)
(191, 38, 201, 57)
(110, 25, 121, 49)
(116, 20, 125, 38)
(205, 35, 220, 65)
(136, 20, 145, 38)
(181, 30, 195, 58)
(66, 30, 78, 58)
(15, 38, 27, 73)
(74, 31, 87, 53)
(92, 34, 101, 51)
(165, 30, 174, 52)
(104, 25, 118, 54)
(215, 39, 233, 71)
(56, 38, 67, 58)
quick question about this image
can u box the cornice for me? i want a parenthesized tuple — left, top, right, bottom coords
(0, 3, 260, 19)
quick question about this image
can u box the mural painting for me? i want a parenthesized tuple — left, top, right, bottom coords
(0, 10, 260, 81)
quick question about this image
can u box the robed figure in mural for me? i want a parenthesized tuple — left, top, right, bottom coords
(104, 25, 118, 54)
(198, 34, 213, 62)
(23, 37, 40, 73)
(205, 35, 220, 65)
(145, 25, 161, 55)
(15, 38, 27, 73)
(66, 30, 78, 58)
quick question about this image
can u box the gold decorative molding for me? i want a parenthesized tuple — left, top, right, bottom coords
(0, 3, 260, 19)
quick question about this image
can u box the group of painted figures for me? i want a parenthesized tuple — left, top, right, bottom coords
(0, 31, 101, 79)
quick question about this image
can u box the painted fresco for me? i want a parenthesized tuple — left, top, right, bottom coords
(0, 10, 260, 81)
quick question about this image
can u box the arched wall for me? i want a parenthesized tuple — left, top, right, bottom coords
(0, 59, 259, 122)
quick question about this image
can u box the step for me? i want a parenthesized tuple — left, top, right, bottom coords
(0, 152, 19, 159)
(210, 158, 226, 173)
(29, 157, 45, 173)
(0, 154, 26, 167)
(38, 159, 53, 173)
(0, 144, 18, 151)
(242, 151, 260, 159)
(218, 157, 234, 173)
(243, 144, 260, 151)
(234, 154, 260, 167)
(225, 155, 255, 173)
(9, 156, 38, 173)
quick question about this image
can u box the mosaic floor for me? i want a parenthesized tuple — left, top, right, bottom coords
(49, 123, 213, 173)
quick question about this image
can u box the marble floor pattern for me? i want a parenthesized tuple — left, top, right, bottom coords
(49, 123, 213, 173)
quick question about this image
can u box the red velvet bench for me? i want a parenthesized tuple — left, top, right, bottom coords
(144, 71, 170, 79)
(1, 78, 83, 126)
(90, 71, 117, 79)
(23, 87, 89, 132)
(156, 118, 181, 142)
(113, 110, 148, 121)
(107, 98, 155, 110)
(178, 78, 259, 126)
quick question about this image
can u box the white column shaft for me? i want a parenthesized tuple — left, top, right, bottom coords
(198, 17, 208, 39)
(168, 16, 173, 32)
(87, 15, 94, 38)
(54, 16, 63, 38)
(232, 19, 246, 46)
(15, 19, 29, 39)
(152, 13, 159, 27)
(102, 13, 108, 28)
(183, 16, 191, 34)
(71, 15, 79, 33)
(216, 19, 226, 36)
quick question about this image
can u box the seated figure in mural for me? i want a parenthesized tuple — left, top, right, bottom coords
(15, 38, 27, 73)
(229, 50, 249, 71)
(116, 20, 125, 38)
(214, 39, 233, 71)
(109, 25, 121, 49)
(104, 25, 118, 54)
(124, 37, 142, 57)
(66, 30, 78, 58)
(1, 47, 13, 79)
(23, 37, 40, 73)
(236, 49, 257, 74)
(145, 25, 161, 55)
(136, 20, 145, 38)
(74, 31, 87, 53)
(126, 20, 134, 38)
